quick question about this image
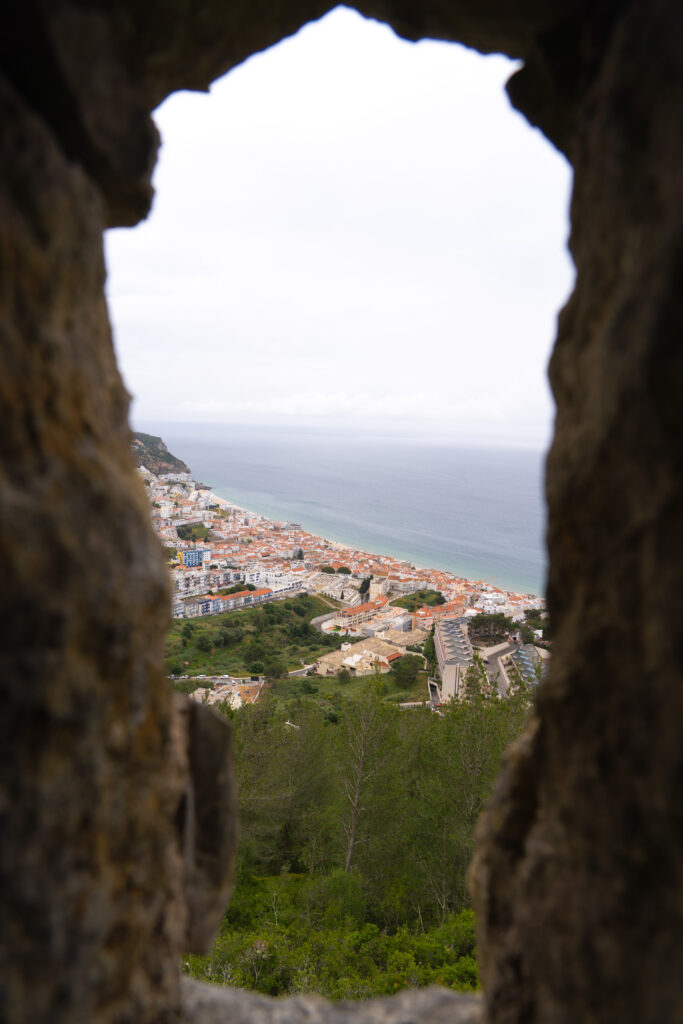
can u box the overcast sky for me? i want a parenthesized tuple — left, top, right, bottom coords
(105, 5, 574, 449)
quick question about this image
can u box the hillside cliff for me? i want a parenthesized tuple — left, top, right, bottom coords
(132, 432, 190, 475)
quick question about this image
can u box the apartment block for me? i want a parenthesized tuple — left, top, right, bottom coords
(434, 617, 474, 701)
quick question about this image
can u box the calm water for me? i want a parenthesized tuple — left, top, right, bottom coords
(142, 422, 547, 596)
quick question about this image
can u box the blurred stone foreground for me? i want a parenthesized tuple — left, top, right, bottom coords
(1, 1, 682, 1022)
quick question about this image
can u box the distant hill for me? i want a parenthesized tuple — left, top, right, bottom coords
(132, 432, 190, 476)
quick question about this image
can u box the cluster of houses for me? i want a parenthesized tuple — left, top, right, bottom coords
(314, 638, 408, 677)
(139, 463, 549, 699)
(170, 567, 303, 619)
(140, 466, 544, 619)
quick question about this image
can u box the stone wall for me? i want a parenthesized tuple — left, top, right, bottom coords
(0, 69, 184, 1021)
(0, 1, 681, 1022)
(471, 3, 683, 1021)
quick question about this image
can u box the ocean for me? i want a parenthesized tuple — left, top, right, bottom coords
(142, 422, 547, 597)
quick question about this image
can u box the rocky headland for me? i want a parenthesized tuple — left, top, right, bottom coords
(133, 431, 191, 475)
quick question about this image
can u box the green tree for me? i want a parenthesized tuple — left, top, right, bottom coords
(196, 633, 212, 654)
(408, 692, 527, 920)
(423, 626, 437, 675)
(336, 678, 395, 873)
(359, 577, 371, 599)
(184, 678, 532, 996)
(393, 590, 445, 611)
(264, 657, 288, 682)
(224, 582, 256, 594)
(467, 612, 515, 644)
(390, 654, 423, 690)
(463, 654, 489, 701)
(220, 625, 243, 647)
(523, 608, 550, 640)
(234, 699, 334, 875)
(177, 523, 211, 542)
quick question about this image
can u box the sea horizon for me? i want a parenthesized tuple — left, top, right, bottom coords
(137, 420, 548, 597)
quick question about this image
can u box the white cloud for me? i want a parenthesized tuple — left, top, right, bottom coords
(105, 5, 574, 447)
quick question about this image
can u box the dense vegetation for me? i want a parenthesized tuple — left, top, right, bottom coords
(165, 594, 344, 677)
(522, 607, 550, 641)
(466, 609, 550, 647)
(392, 589, 446, 611)
(263, 654, 428, 709)
(466, 612, 515, 644)
(184, 676, 532, 997)
(176, 522, 212, 542)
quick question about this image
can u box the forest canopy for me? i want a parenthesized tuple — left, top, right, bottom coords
(184, 675, 532, 998)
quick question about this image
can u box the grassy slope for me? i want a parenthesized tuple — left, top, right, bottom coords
(267, 668, 429, 708)
(167, 591, 430, 705)
(165, 594, 343, 676)
(391, 589, 444, 611)
(176, 523, 212, 542)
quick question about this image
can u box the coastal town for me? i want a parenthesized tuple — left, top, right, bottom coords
(137, 437, 548, 708)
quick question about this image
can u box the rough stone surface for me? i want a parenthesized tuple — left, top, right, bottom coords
(0, 71, 237, 1021)
(1, 1, 682, 1023)
(0, 70, 184, 1022)
(174, 698, 239, 953)
(470, 2, 683, 1022)
(1, 0, 587, 227)
(180, 978, 482, 1024)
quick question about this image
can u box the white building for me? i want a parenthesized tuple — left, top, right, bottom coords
(434, 618, 474, 701)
